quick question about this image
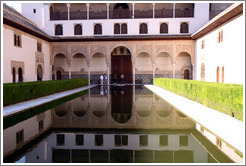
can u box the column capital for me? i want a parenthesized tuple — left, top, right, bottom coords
(86, 3, 90, 7)
(66, 3, 70, 8)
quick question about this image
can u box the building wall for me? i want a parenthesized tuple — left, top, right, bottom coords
(21, 3, 209, 37)
(3, 25, 51, 83)
(195, 13, 245, 84)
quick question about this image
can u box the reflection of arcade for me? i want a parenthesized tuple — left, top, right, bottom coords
(111, 86, 132, 123)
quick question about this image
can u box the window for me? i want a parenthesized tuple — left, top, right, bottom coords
(121, 23, 127, 34)
(55, 24, 63, 35)
(95, 135, 103, 146)
(37, 42, 42, 52)
(201, 40, 205, 49)
(75, 134, 84, 145)
(201, 63, 205, 81)
(216, 67, 220, 83)
(139, 135, 148, 146)
(180, 22, 189, 33)
(179, 135, 188, 146)
(94, 24, 102, 35)
(160, 23, 168, 34)
(114, 23, 120, 34)
(38, 120, 43, 131)
(56, 134, 65, 146)
(16, 130, 24, 145)
(74, 24, 82, 35)
(159, 135, 168, 146)
(217, 30, 223, 43)
(14, 34, 21, 47)
(18, 67, 23, 82)
(140, 23, 148, 34)
(33, 9, 36, 13)
(114, 135, 128, 146)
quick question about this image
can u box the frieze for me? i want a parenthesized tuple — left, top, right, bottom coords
(176, 43, 193, 55)
(156, 44, 173, 55)
(136, 44, 152, 55)
(52, 46, 68, 57)
(71, 45, 88, 57)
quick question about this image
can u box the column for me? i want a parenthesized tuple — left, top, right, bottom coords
(88, 64, 90, 85)
(107, 65, 109, 85)
(50, 65, 53, 80)
(68, 64, 71, 79)
(172, 64, 175, 78)
(153, 3, 155, 18)
(132, 3, 135, 19)
(152, 64, 155, 84)
(107, 3, 110, 19)
(67, 3, 70, 20)
(192, 65, 194, 80)
(173, 3, 175, 18)
(132, 63, 135, 84)
(86, 3, 90, 20)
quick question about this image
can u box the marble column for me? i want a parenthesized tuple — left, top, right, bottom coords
(172, 64, 176, 78)
(153, 3, 155, 18)
(132, 63, 135, 84)
(152, 64, 155, 83)
(88, 64, 90, 85)
(86, 3, 90, 20)
(68, 64, 71, 79)
(107, 3, 110, 19)
(107, 65, 109, 85)
(173, 3, 175, 18)
(67, 3, 70, 20)
(132, 3, 135, 19)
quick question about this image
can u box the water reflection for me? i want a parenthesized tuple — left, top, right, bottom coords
(3, 86, 236, 163)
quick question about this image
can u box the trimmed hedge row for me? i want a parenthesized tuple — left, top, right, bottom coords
(3, 79, 88, 106)
(154, 78, 243, 121)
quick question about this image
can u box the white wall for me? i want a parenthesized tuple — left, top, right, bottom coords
(21, 3, 210, 37)
(3, 25, 51, 83)
(195, 13, 245, 84)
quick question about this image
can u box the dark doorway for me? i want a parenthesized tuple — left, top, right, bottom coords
(184, 69, 189, 79)
(12, 68, 16, 83)
(113, 3, 130, 19)
(111, 47, 132, 84)
(37, 65, 43, 81)
(56, 70, 62, 80)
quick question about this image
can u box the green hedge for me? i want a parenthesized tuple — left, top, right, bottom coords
(3, 79, 88, 106)
(154, 78, 243, 121)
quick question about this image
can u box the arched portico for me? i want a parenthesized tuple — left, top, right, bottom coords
(53, 53, 69, 80)
(155, 52, 173, 78)
(175, 52, 192, 79)
(90, 52, 107, 84)
(71, 53, 88, 79)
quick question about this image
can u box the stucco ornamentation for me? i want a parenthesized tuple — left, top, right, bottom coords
(71, 45, 88, 57)
(176, 43, 193, 55)
(136, 44, 152, 55)
(156, 44, 173, 56)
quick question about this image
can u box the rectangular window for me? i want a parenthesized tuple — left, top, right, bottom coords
(33, 9, 36, 13)
(14, 34, 21, 47)
(179, 135, 188, 146)
(76, 134, 84, 145)
(139, 135, 148, 146)
(16, 129, 24, 145)
(114, 135, 128, 146)
(201, 40, 205, 49)
(56, 134, 65, 146)
(95, 135, 103, 146)
(37, 42, 42, 52)
(159, 135, 168, 146)
(38, 120, 43, 131)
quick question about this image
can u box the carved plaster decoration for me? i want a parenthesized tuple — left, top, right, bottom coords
(90, 45, 106, 57)
(136, 44, 152, 55)
(176, 43, 193, 55)
(71, 45, 88, 57)
(52, 46, 68, 57)
(156, 44, 173, 56)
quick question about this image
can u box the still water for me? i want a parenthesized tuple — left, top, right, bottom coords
(3, 85, 234, 163)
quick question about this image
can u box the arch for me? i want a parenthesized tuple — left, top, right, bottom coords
(114, 23, 120, 34)
(91, 97, 107, 117)
(53, 53, 69, 80)
(160, 23, 168, 34)
(176, 52, 192, 79)
(111, 46, 132, 83)
(94, 24, 102, 35)
(217, 67, 220, 83)
(180, 22, 188, 33)
(113, 3, 130, 19)
(71, 53, 87, 77)
(55, 24, 63, 35)
(135, 52, 152, 72)
(155, 99, 172, 118)
(222, 66, 224, 83)
(71, 98, 88, 117)
(201, 63, 205, 81)
(121, 23, 127, 34)
(37, 65, 43, 81)
(54, 102, 69, 117)
(74, 24, 82, 35)
(18, 67, 23, 82)
(155, 52, 172, 75)
(12, 67, 16, 83)
(139, 23, 148, 34)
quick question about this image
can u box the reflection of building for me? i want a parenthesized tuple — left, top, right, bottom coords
(23, 132, 214, 163)
(3, 3, 244, 84)
(52, 86, 195, 129)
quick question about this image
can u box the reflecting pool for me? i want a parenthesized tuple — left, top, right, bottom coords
(3, 85, 235, 163)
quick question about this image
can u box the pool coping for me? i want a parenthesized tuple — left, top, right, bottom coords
(145, 85, 245, 154)
(3, 85, 97, 118)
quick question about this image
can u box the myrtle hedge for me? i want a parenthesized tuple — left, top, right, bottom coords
(154, 78, 243, 121)
(3, 79, 88, 106)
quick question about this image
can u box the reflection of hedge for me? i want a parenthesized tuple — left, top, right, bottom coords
(154, 78, 243, 121)
(3, 79, 88, 106)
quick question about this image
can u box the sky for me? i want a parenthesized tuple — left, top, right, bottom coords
(5, 2, 22, 13)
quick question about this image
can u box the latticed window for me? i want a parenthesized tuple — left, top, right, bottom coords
(74, 24, 82, 35)
(14, 34, 21, 47)
(114, 23, 120, 34)
(160, 23, 168, 34)
(140, 23, 148, 34)
(201, 40, 205, 49)
(55, 24, 63, 35)
(180, 22, 188, 33)
(217, 30, 223, 43)
(94, 24, 102, 35)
